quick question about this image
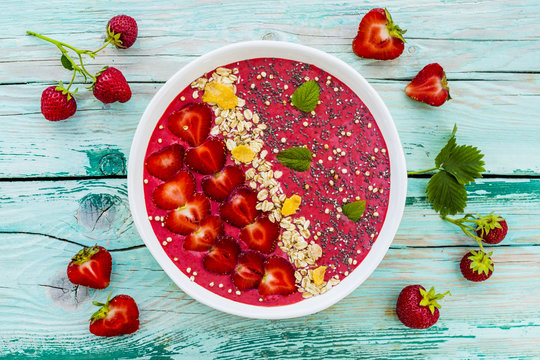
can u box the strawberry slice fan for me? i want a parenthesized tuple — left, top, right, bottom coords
(145, 101, 297, 298)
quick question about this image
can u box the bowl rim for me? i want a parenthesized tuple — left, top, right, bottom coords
(128, 40, 407, 319)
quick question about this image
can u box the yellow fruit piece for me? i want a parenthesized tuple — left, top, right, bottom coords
(202, 81, 238, 110)
(231, 145, 255, 163)
(281, 195, 302, 216)
(313, 266, 327, 286)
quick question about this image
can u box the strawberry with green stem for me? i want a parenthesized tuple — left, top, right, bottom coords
(106, 15, 138, 49)
(460, 250, 494, 282)
(442, 213, 505, 282)
(442, 213, 508, 248)
(90, 294, 139, 337)
(27, 23, 133, 117)
(41, 82, 78, 121)
(407, 125, 485, 216)
(396, 285, 451, 329)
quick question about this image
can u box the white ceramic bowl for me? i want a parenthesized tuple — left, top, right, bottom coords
(128, 40, 407, 319)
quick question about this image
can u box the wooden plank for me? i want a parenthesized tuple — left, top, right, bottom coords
(3, 38, 539, 84)
(1, 78, 539, 178)
(0, 240, 538, 359)
(0, 178, 538, 249)
(1, 0, 538, 358)
(0, 0, 538, 43)
(1, 0, 539, 82)
(0, 179, 538, 358)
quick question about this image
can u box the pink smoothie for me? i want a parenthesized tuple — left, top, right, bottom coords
(143, 57, 390, 306)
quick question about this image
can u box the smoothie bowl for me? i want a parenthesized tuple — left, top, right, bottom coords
(128, 41, 407, 319)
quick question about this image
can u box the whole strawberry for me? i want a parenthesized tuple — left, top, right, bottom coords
(41, 85, 77, 121)
(396, 285, 450, 329)
(67, 245, 112, 289)
(476, 214, 508, 244)
(405, 63, 451, 107)
(93, 67, 132, 104)
(90, 294, 139, 337)
(443, 213, 508, 246)
(107, 15, 138, 49)
(460, 250, 494, 282)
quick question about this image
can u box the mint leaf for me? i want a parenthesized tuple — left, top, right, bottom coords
(61, 54, 73, 71)
(291, 81, 320, 112)
(441, 144, 485, 185)
(276, 147, 312, 171)
(342, 200, 366, 222)
(426, 170, 467, 216)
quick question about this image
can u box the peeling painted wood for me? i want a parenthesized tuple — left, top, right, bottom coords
(0, 178, 538, 249)
(1, 79, 539, 178)
(0, 178, 539, 358)
(1, 0, 539, 358)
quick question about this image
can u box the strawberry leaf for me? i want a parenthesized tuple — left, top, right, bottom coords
(342, 200, 366, 222)
(420, 125, 485, 216)
(434, 125, 485, 185)
(441, 144, 485, 185)
(291, 81, 320, 112)
(426, 170, 467, 216)
(434, 125, 457, 168)
(61, 54, 73, 71)
(276, 147, 312, 172)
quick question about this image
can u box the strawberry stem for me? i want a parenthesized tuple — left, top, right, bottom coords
(77, 52, 96, 81)
(26, 30, 97, 81)
(92, 38, 114, 54)
(442, 215, 485, 251)
(419, 286, 451, 315)
(467, 250, 494, 276)
(407, 167, 439, 175)
(66, 70, 77, 92)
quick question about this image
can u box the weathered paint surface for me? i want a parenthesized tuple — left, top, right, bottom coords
(0, 0, 539, 358)
(0, 179, 539, 358)
(0, 1, 539, 177)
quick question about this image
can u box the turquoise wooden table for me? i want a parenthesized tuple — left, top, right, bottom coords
(1, 0, 539, 358)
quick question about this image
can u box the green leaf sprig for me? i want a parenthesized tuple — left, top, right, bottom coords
(291, 80, 320, 112)
(276, 146, 312, 172)
(408, 125, 485, 216)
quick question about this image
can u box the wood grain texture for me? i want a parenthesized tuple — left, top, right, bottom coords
(0, 178, 538, 358)
(1, 178, 538, 249)
(0, 0, 538, 177)
(1, 78, 539, 178)
(1, 0, 539, 358)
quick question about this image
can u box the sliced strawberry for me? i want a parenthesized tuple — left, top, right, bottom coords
(183, 215, 224, 252)
(152, 171, 196, 210)
(185, 138, 226, 175)
(202, 165, 245, 202)
(67, 245, 112, 289)
(203, 236, 240, 274)
(89, 294, 139, 337)
(167, 103, 212, 147)
(405, 63, 451, 107)
(145, 144, 184, 181)
(240, 215, 279, 254)
(352, 8, 406, 61)
(219, 186, 260, 228)
(258, 257, 297, 297)
(164, 193, 210, 234)
(232, 252, 265, 290)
